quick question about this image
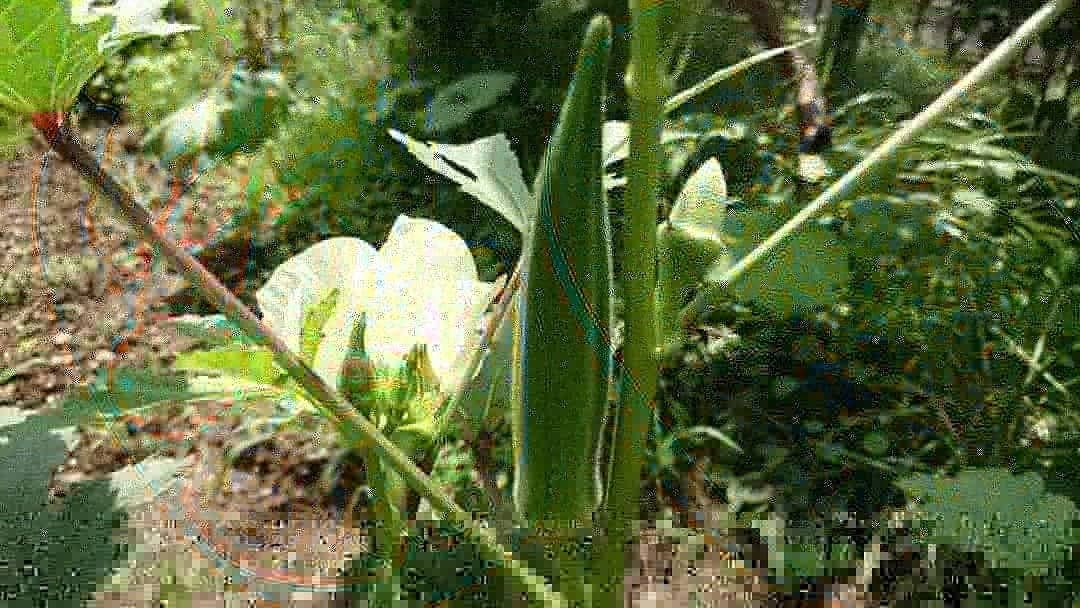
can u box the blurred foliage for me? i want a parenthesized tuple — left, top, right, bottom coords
(647, 7, 1080, 596)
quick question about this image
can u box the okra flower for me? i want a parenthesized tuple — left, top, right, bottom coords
(255, 214, 500, 396)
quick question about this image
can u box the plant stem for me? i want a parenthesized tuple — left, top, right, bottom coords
(33, 114, 568, 608)
(662, 39, 817, 114)
(591, 1, 663, 606)
(678, 0, 1077, 332)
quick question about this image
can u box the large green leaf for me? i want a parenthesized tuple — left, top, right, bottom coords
(427, 70, 518, 134)
(172, 345, 285, 387)
(656, 158, 732, 352)
(0, 404, 134, 605)
(711, 207, 849, 318)
(65, 367, 205, 418)
(897, 468, 1080, 577)
(517, 14, 613, 530)
(0, 1, 111, 115)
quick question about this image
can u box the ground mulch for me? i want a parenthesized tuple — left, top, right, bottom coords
(0, 121, 377, 606)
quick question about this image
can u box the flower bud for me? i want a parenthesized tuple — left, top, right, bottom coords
(338, 312, 375, 409)
(405, 343, 440, 394)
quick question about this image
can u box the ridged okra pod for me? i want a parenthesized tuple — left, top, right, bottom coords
(514, 15, 615, 534)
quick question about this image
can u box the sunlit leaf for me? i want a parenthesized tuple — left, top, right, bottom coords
(517, 15, 612, 528)
(657, 159, 732, 350)
(711, 208, 849, 318)
(389, 129, 532, 234)
(72, 0, 199, 52)
(898, 468, 1080, 576)
(172, 345, 285, 387)
(951, 188, 995, 217)
(0, 1, 111, 115)
(301, 288, 341, 368)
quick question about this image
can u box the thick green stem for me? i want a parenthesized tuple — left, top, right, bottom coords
(367, 457, 406, 608)
(34, 118, 568, 608)
(592, 2, 663, 606)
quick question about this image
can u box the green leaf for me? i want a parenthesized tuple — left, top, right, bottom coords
(338, 312, 375, 412)
(301, 287, 341, 368)
(862, 431, 890, 456)
(0, 1, 111, 115)
(217, 69, 289, 156)
(897, 468, 1080, 576)
(388, 129, 533, 234)
(172, 345, 284, 387)
(66, 367, 202, 420)
(389, 423, 436, 462)
(950, 188, 995, 217)
(72, 0, 199, 53)
(0, 403, 137, 602)
(711, 208, 849, 318)
(751, 517, 829, 581)
(656, 158, 732, 351)
(427, 71, 518, 133)
(172, 314, 249, 348)
(669, 158, 729, 223)
(182, 374, 285, 399)
(143, 91, 226, 170)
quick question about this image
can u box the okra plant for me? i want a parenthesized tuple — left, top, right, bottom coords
(1, 0, 1074, 606)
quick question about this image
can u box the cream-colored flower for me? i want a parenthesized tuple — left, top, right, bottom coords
(256, 215, 500, 395)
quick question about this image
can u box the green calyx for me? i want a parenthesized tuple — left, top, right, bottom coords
(335, 310, 442, 447)
(338, 310, 376, 412)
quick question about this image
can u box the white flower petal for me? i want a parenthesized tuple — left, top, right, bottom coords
(312, 285, 370, 387)
(364, 215, 484, 382)
(295, 237, 378, 291)
(258, 216, 496, 395)
(439, 280, 504, 392)
(256, 237, 376, 355)
(90, 0, 200, 52)
(109, 0, 173, 30)
(379, 215, 479, 285)
(70, 0, 106, 25)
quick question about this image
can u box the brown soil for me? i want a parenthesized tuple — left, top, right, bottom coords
(1, 121, 376, 607)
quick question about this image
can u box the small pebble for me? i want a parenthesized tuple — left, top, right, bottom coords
(52, 330, 75, 347)
(50, 353, 75, 367)
(94, 350, 116, 364)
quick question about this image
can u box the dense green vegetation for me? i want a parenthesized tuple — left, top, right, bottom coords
(3, 0, 1080, 605)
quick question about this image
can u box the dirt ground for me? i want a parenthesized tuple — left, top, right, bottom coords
(0, 120, 381, 607)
